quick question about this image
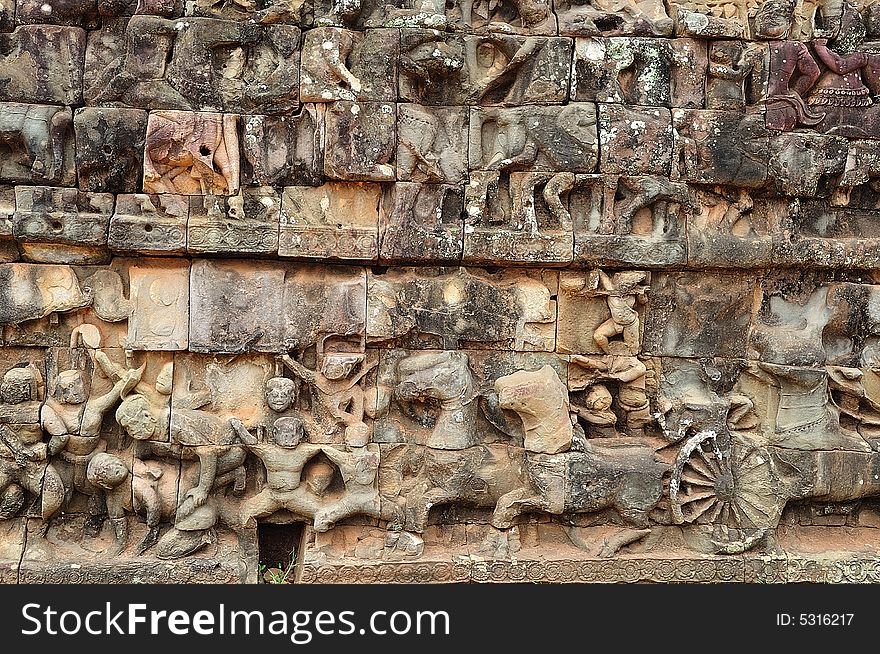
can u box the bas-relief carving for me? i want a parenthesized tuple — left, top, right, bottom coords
(84, 16, 300, 113)
(8, 0, 880, 583)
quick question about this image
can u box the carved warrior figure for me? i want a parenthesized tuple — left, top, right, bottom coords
(707, 41, 761, 111)
(41, 328, 144, 536)
(280, 349, 376, 446)
(115, 378, 247, 558)
(0, 365, 64, 521)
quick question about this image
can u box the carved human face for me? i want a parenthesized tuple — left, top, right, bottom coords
(0, 369, 32, 405)
(118, 397, 158, 440)
(586, 386, 613, 411)
(476, 42, 499, 68)
(710, 42, 736, 64)
(57, 371, 87, 405)
(272, 416, 304, 448)
(754, 0, 795, 38)
(265, 377, 296, 413)
(320, 354, 360, 381)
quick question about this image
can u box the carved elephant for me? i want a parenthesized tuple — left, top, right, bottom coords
(0, 102, 72, 183)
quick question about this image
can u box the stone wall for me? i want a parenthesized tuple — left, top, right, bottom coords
(3, 0, 880, 583)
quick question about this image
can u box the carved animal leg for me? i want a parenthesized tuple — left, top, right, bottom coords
(404, 488, 452, 533)
(597, 528, 650, 558)
(492, 488, 545, 529)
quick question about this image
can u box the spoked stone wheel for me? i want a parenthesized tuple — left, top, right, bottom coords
(670, 430, 786, 554)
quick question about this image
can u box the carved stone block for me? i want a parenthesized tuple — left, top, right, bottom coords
(571, 174, 690, 267)
(643, 272, 756, 358)
(109, 194, 188, 255)
(126, 259, 189, 350)
(74, 107, 148, 193)
(598, 104, 673, 176)
(241, 108, 324, 188)
(571, 37, 706, 108)
(188, 189, 280, 255)
(379, 183, 464, 263)
(671, 109, 768, 187)
(0, 263, 90, 326)
(279, 182, 379, 260)
(706, 40, 765, 111)
(143, 111, 240, 196)
(768, 132, 848, 198)
(772, 201, 880, 270)
(557, 270, 649, 355)
(444, 0, 557, 34)
(554, 0, 673, 37)
(0, 102, 75, 186)
(15, 0, 100, 26)
(0, 0, 12, 30)
(190, 260, 366, 353)
(12, 186, 113, 264)
(367, 267, 557, 350)
(300, 27, 397, 102)
(0, 26, 85, 104)
(687, 188, 778, 268)
(84, 17, 300, 113)
(468, 104, 598, 172)
(671, 3, 745, 38)
(281, 264, 366, 351)
(189, 259, 286, 353)
(188, 0, 310, 23)
(397, 104, 468, 184)
(323, 101, 396, 181)
(375, 349, 567, 449)
(399, 30, 572, 106)
(0, 186, 16, 263)
(463, 171, 574, 264)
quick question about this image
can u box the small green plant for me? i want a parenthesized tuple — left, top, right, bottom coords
(259, 551, 297, 584)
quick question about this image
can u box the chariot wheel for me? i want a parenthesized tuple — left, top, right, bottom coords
(670, 430, 786, 553)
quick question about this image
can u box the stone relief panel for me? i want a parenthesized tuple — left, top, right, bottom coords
(6, 0, 880, 584)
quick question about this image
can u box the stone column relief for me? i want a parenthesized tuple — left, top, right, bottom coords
(5, 0, 880, 585)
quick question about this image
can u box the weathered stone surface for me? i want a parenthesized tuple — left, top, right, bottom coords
(189, 259, 366, 353)
(572, 37, 706, 108)
(143, 110, 240, 196)
(12, 186, 113, 263)
(126, 258, 189, 350)
(399, 30, 572, 106)
(74, 107, 147, 193)
(0, 25, 85, 104)
(109, 193, 188, 255)
(241, 108, 324, 188)
(643, 271, 755, 358)
(300, 27, 397, 102)
(397, 104, 468, 184)
(279, 182, 379, 260)
(469, 104, 598, 172)
(555, 0, 673, 37)
(0, 102, 75, 186)
(598, 104, 673, 176)
(323, 101, 396, 181)
(464, 171, 574, 264)
(367, 267, 557, 350)
(84, 17, 300, 113)
(188, 188, 280, 255)
(671, 109, 768, 187)
(379, 182, 464, 263)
